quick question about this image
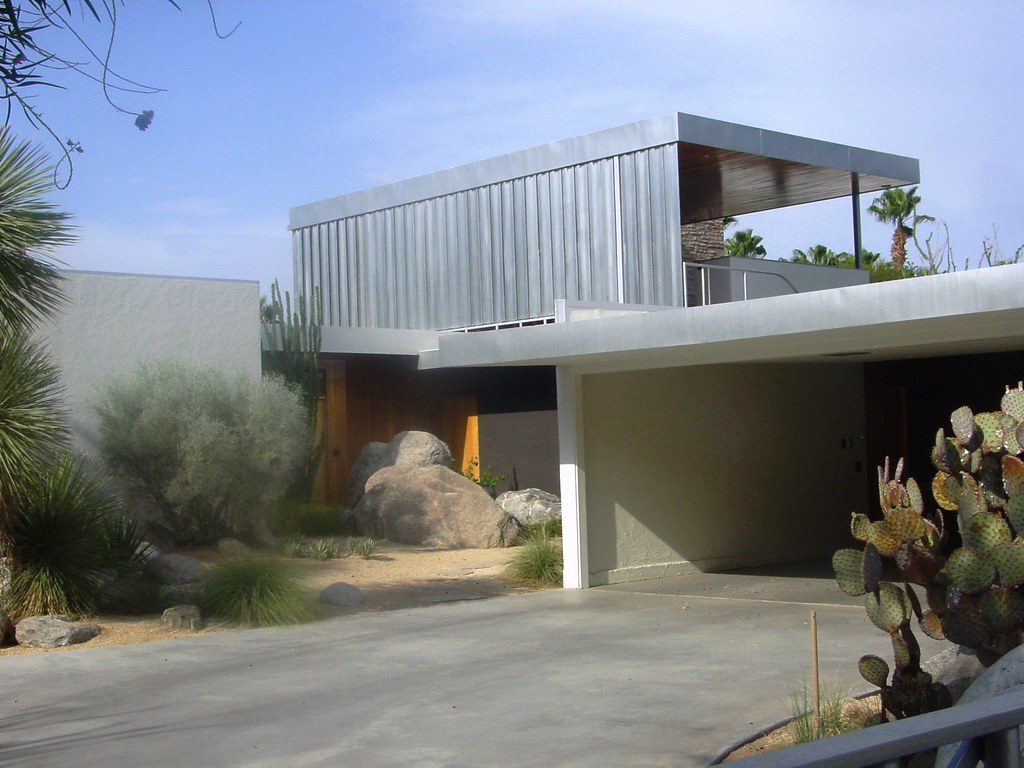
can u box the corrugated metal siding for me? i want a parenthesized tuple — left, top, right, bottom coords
(293, 144, 682, 330)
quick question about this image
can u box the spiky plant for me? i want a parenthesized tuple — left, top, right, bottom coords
(4, 450, 122, 620)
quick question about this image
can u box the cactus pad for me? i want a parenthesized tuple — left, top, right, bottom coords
(975, 412, 1006, 453)
(1002, 412, 1023, 455)
(958, 474, 987, 521)
(1002, 384, 1024, 421)
(850, 512, 871, 542)
(858, 654, 890, 688)
(991, 541, 1024, 586)
(932, 471, 960, 511)
(919, 610, 945, 641)
(979, 587, 1024, 632)
(868, 521, 903, 557)
(906, 477, 925, 515)
(951, 406, 976, 446)
(833, 548, 868, 596)
(945, 547, 996, 594)
(866, 583, 912, 633)
(1006, 494, 1024, 535)
(932, 429, 962, 475)
(941, 606, 992, 648)
(885, 508, 929, 543)
(1004, 456, 1024, 498)
(964, 512, 1012, 553)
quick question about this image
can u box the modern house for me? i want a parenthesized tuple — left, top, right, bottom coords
(290, 113, 1024, 589)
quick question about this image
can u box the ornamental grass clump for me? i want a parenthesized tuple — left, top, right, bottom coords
(505, 530, 563, 584)
(200, 558, 317, 626)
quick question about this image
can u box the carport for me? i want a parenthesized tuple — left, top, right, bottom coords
(432, 263, 1024, 588)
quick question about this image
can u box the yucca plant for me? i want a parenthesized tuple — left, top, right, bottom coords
(200, 558, 317, 626)
(4, 450, 122, 619)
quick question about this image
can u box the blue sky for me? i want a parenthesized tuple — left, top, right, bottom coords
(22, 1, 1024, 297)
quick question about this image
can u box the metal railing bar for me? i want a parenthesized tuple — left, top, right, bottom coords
(726, 688, 1024, 768)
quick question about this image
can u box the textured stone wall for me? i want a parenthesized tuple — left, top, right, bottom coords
(681, 219, 725, 262)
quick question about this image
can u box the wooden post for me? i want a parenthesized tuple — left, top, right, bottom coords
(811, 610, 821, 737)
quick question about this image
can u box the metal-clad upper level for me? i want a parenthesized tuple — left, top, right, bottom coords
(290, 113, 919, 332)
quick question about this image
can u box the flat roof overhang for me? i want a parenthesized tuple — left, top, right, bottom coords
(290, 113, 919, 229)
(423, 265, 1024, 374)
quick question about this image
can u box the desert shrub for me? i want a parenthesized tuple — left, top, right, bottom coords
(346, 536, 377, 559)
(200, 558, 316, 626)
(4, 451, 124, 619)
(95, 361, 310, 546)
(270, 501, 351, 537)
(505, 530, 563, 584)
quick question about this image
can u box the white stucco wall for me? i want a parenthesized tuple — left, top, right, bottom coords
(581, 362, 868, 584)
(36, 270, 261, 455)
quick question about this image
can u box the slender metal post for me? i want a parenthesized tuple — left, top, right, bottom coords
(852, 172, 863, 269)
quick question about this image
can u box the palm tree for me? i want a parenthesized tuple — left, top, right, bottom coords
(867, 186, 933, 270)
(0, 131, 73, 528)
(724, 228, 767, 259)
(790, 244, 840, 266)
(0, 128, 73, 337)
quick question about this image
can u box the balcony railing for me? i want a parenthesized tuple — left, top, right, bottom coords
(683, 260, 801, 307)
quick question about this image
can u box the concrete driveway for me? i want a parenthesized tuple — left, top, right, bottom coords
(0, 563, 944, 768)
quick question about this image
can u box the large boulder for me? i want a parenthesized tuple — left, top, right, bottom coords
(354, 464, 508, 548)
(144, 553, 206, 585)
(496, 488, 562, 526)
(346, 432, 453, 507)
(16, 616, 100, 648)
(922, 645, 985, 703)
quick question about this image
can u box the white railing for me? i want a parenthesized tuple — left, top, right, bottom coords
(683, 261, 801, 307)
(722, 687, 1024, 768)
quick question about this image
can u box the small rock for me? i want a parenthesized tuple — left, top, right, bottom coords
(217, 538, 252, 557)
(162, 605, 203, 631)
(144, 553, 206, 585)
(16, 616, 100, 648)
(320, 582, 364, 608)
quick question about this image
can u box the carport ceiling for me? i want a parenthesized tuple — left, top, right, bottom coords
(678, 142, 912, 223)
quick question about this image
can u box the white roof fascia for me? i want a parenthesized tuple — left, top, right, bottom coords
(426, 265, 1024, 373)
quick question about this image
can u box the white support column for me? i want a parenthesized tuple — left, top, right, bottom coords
(556, 365, 589, 589)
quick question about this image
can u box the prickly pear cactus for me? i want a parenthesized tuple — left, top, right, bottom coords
(834, 381, 1024, 723)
